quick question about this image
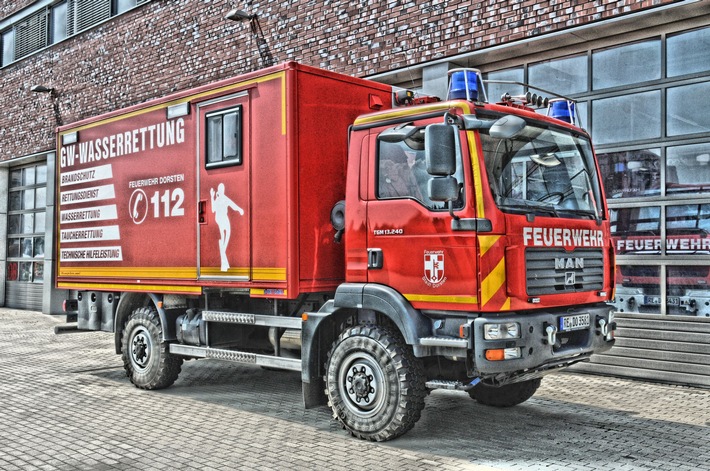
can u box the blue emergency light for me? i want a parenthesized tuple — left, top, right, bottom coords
(547, 99, 576, 124)
(448, 69, 480, 101)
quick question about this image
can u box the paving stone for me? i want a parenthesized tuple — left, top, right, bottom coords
(0, 308, 709, 470)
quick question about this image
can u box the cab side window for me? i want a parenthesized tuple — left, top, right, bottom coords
(376, 131, 464, 210)
(378, 141, 429, 202)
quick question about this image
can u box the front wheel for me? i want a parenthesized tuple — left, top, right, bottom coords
(324, 325, 426, 441)
(121, 307, 182, 390)
(467, 378, 542, 407)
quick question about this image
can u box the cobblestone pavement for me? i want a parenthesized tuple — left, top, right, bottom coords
(1, 308, 709, 471)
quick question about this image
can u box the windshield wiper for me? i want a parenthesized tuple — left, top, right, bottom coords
(497, 201, 559, 218)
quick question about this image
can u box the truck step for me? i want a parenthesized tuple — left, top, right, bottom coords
(419, 336, 468, 348)
(202, 310, 303, 329)
(169, 344, 302, 371)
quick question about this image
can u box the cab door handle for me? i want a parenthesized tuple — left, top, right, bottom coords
(368, 248, 383, 269)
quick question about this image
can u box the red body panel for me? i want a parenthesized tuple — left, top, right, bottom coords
(55, 63, 392, 298)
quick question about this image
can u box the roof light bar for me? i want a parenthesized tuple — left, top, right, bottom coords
(447, 68, 486, 102)
(547, 98, 577, 125)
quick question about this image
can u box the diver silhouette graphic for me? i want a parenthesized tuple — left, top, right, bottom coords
(210, 183, 244, 271)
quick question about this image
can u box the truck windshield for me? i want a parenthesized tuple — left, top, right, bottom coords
(479, 114, 603, 220)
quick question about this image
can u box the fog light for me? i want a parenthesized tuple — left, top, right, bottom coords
(483, 322, 521, 340)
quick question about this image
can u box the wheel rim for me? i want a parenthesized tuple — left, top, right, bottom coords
(130, 326, 152, 371)
(338, 352, 387, 419)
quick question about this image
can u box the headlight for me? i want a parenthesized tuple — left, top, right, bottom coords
(483, 322, 521, 340)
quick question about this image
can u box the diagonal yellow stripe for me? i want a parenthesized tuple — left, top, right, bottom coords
(501, 297, 511, 311)
(481, 257, 506, 307)
(478, 235, 501, 257)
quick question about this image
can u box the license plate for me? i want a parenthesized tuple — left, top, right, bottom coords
(559, 313, 590, 332)
(644, 296, 680, 306)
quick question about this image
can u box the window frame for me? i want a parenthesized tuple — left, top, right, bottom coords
(205, 106, 244, 170)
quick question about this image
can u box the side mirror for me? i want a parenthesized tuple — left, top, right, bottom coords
(489, 115, 526, 139)
(425, 124, 457, 176)
(428, 176, 459, 203)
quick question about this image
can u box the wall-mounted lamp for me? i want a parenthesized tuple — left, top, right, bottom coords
(31, 85, 55, 94)
(225, 9, 254, 22)
(225, 8, 275, 68)
(30, 85, 62, 126)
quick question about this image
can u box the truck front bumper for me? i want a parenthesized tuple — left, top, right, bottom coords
(472, 303, 616, 376)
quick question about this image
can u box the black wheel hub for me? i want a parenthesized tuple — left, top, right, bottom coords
(348, 366, 375, 403)
(130, 327, 152, 370)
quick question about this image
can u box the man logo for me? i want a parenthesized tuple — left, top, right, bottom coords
(555, 257, 584, 270)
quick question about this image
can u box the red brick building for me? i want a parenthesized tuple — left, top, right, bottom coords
(2, 0, 710, 385)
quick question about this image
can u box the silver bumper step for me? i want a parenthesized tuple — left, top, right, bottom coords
(170, 344, 302, 371)
(419, 336, 468, 348)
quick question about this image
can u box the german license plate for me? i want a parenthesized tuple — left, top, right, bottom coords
(559, 313, 590, 332)
(644, 296, 680, 306)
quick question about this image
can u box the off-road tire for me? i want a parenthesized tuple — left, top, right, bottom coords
(467, 378, 542, 407)
(121, 307, 182, 390)
(324, 325, 426, 441)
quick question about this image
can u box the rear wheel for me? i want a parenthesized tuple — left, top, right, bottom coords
(121, 307, 182, 390)
(468, 378, 541, 407)
(324, 325, 426, 441)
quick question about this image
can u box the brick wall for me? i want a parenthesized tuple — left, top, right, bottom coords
(0, 0, 680, 161)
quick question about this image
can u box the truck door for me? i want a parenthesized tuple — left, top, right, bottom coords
(197, 93, 251, 280)
(365, 125, 479, 309)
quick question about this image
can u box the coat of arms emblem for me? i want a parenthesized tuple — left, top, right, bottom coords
(423, 250, 447, 288)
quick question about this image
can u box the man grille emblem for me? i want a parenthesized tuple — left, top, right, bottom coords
(565, 272, 576, 285)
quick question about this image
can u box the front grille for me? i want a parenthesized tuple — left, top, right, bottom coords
(526, 248, 604, 295)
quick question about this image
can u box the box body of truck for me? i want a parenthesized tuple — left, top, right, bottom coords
(57, 62, 390, 299)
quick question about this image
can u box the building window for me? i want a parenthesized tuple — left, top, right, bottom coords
(114, 0, 138, 15)
(667, 143, 710, 195)
(667, 82, 710, 137)
(2, 28, 15, 66)
(592, 91, 661, 145)
(51, 1, 68, 44)
(485, 67, 524, 103)
(529, 54, 588, 96)
(7, 163, 47, 285)
(667, 26, 710, 77)
(0, 0, 150, 67)
(592, 40, 661, 90)
(598, 149, 661, 200)
(206, 107, 243, 168)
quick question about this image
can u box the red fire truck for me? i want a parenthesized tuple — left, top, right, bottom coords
(55, 62, 616, 441)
